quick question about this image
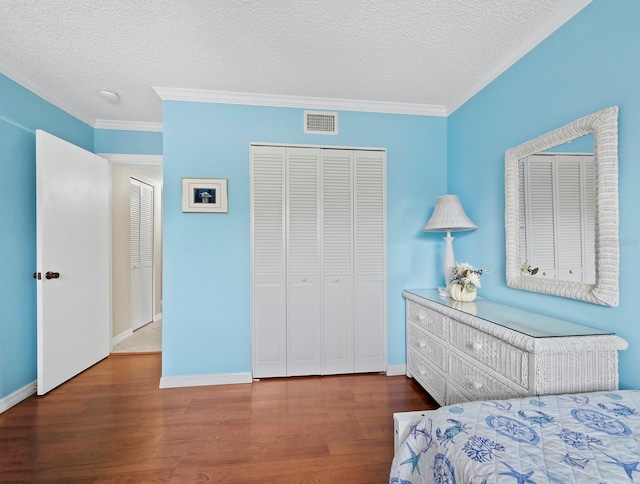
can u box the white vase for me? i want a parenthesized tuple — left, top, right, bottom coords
(450, 284, 477, 302)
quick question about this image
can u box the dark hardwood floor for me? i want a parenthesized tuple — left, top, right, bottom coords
(0, 355, 437, 483)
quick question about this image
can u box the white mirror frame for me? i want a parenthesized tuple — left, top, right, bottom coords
(505, 106, 619, 307)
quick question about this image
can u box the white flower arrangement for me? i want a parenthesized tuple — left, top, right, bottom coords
(450, 262, 487, 293)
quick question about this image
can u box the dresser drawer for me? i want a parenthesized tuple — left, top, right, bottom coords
(408, 348, 446, 405)
(448, 319, 529, 389)
(407, 323, 447, 371)
(446, 383, 471, 406)
(448, 352, 522, 401)
(407, 301, 447, 340)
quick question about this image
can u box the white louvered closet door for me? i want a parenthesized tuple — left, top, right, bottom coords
(353, 150, 386, 372)
(251, 145, 387, 378)
(251, 146, 287, 378)
(286, 147, 322, 376)
(321, 149, 354, 374)
(130, 179, 154, 331)
(130, 180, 141, 330)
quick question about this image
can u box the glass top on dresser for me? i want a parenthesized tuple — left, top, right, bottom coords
(404, 289, 614, 338)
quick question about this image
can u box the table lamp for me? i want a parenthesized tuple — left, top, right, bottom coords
(422, 195, 477, 295)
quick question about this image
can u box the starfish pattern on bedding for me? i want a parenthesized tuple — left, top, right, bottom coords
(498, 462, 536, 484)
(400, 443, 422, 474)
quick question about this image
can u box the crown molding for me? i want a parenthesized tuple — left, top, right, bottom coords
(95, 119, 163, 132)
(0, 61, 95, 126)
(446, 0, 592, 114)
(153, 87, 447, 117)
(98, 153, 163, 164)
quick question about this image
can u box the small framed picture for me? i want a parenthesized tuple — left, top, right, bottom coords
(182, 178, 228, 213)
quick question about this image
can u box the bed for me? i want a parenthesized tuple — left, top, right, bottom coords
(390, 390, 640, 483)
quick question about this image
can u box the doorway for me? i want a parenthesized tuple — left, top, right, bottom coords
(104, 156, 163, 353)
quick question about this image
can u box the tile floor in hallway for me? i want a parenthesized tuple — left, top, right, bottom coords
(111, 320, 162, 353)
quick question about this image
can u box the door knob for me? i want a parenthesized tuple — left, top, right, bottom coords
(33, 272, 42, 280)
(45, 271, 60, 279)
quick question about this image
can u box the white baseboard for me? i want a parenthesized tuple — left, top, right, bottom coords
(386, 364, 407, 376)
(159, 372, 253, 389)
(153, 312, 162, 322)
(0, 380, 36, 414)
(112, 329, 133, 348)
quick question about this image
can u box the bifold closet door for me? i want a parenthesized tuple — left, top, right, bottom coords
(251, 145, 387, 378)
(354, 150, 386, 372)
(286, 147, 322, 376)
(321, 149, 354, 374)
(130, 178, 154, 331)
(251, 146, 287, 378)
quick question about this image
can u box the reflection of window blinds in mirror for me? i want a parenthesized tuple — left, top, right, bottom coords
(522, 154, 595, 284)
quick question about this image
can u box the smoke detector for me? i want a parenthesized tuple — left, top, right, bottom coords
(99, 88, 119, 103)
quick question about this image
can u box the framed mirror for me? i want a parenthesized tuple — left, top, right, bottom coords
(505, 106, 619, 306)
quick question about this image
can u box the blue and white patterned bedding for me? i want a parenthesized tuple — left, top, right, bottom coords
(390, 390, 640, 483)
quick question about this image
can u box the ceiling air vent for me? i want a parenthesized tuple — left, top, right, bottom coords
(304, 111, 338, 135)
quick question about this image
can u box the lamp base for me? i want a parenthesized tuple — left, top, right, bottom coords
(443, 232, 455, 288)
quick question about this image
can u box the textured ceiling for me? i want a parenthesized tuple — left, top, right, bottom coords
(0, 0, 589, 126)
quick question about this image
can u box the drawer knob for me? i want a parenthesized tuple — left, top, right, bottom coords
(419, 368, 427, 376)
(418, 311, 427, 322)
(302, 277, 307, 282)
(417, 340, 432, 353)
(472, 381, 483, 390)
(472, 342, 483, 352)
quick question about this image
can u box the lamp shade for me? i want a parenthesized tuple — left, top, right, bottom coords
(422, 195, 477, 233)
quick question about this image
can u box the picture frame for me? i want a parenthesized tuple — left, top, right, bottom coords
(181, 178, 228, 213)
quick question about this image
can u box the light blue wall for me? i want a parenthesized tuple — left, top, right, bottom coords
(95, 128, 162, 155)
(162, 102, 447, 377)
(0, 74, 93, 400)
(448, 0, 640, 388)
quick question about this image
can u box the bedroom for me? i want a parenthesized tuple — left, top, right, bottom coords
(1, 0, 640, 480)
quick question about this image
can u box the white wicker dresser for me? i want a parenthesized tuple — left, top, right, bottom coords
(403, 289, 628, 406)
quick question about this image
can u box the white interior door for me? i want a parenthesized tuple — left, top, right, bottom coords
(36, 130, 110, 395)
